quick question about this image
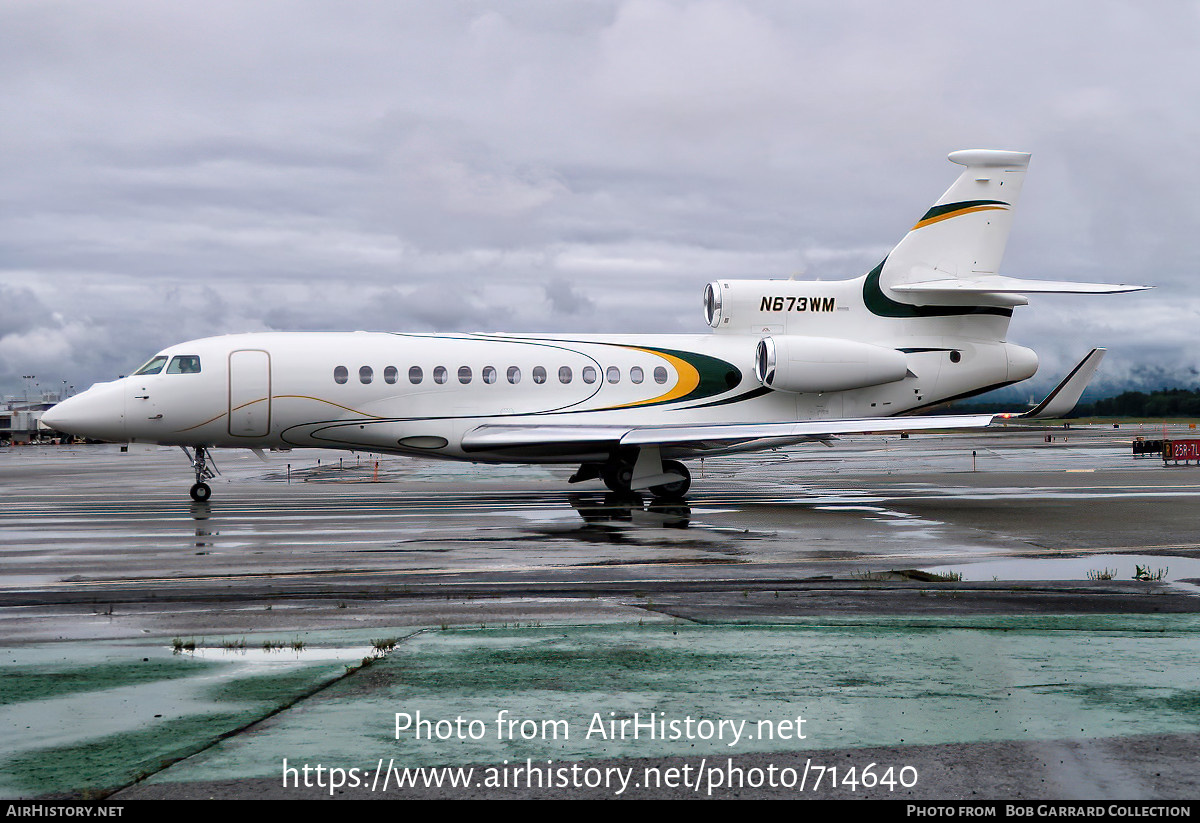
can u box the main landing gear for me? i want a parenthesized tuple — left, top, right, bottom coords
(182, 445, 217, 501)
(644, 459, 691, 499)
(570, 449, 692, 500)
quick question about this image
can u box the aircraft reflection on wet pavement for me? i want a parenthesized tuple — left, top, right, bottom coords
(569, 494, 691, 529)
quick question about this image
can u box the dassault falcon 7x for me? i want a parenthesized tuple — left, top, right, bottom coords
(42, 150, 1148, 501)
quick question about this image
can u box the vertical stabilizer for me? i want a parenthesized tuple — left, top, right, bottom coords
(879, 150, 1031, 292)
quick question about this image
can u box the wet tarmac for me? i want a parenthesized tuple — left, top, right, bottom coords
(3, 424, 1200, 799)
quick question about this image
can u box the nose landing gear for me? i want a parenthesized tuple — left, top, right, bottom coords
(181, 446, 218, 501)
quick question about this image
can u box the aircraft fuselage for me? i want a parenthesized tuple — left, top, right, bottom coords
(51, 327, 1033, 463)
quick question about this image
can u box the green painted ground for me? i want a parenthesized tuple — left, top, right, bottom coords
(0, 639, 375, 797)
(148, 616, 1200, 785)
(0, 659, 219, 706)
(6, 712, 254, 799)
(6, 616, 1199, 797)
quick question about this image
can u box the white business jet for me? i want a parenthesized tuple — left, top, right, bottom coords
(42, 150, 1147, 501)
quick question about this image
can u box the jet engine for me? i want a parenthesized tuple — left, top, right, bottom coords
(703, 279, 845, 334)
(754, 335, 909, 393)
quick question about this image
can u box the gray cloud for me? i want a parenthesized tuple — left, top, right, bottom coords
(2, 1, 1198, 399)
(544, 278, 596, 316)
(0, 284, 56, 338)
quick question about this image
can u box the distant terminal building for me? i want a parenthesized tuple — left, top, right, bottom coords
(1, 390, 68, 444)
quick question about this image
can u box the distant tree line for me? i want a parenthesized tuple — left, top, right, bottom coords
(1072, 388, 1200, 418)
(950, 388, 1200, 418)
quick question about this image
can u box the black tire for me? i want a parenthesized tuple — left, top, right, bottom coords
(190, 482, 212, 502)
(601, 462, 634, 493)
(649, 460, 691, 499)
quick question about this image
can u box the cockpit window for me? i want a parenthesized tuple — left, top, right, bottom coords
(133, 356, 168, 375)
(167, 355, 202, 374)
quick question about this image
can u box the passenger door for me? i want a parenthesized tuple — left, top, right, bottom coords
(228, 349, 272, 437)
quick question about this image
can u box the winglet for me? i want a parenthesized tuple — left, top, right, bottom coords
(1003, 348, 1106, 420)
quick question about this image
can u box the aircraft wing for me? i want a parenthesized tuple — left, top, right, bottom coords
(462, 346, 1109, 456)
(617, 413, 996, 447)
(461, 413, 997, 456)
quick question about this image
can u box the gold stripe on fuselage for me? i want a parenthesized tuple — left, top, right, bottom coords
(598, 347, 701, 411)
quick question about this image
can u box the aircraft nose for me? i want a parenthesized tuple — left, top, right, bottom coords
(41, 382, 127, 442)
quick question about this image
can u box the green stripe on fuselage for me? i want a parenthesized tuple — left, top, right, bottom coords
(862, 260, 1013, 319)
(917, 199, 1009, 222)
(638, 346, 743, 407)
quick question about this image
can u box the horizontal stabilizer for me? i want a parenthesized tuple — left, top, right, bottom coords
(891, 276, 1150, 295)
(1000, 348, 1107, 420)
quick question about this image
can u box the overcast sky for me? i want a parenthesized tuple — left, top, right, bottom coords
(2, 1, 1198, 402)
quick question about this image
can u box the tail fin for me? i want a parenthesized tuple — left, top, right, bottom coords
(879, 150, 1149, 300)
(880, 149, 1031, 292)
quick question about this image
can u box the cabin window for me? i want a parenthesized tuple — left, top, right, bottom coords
(433, 366, 448, 384)
(532, 366, 547, 384)
(558, 366, 572, 384)
(409, 366, 423, 384)
(483, 366, 497, 384)
(654, 366, 668, 384)
(134, 356, 168, 376)
(384, 366, 398, 384)
(630, 366, 644, 384)
(167, 355, 201, 374)
(334, 366, 349, 384)
(458, 366, 472, 384)
(582, 366, 597, 384)
(606, 366, 620, 384)
(359, 366, 374, 384)
(507, 366, 521, 384)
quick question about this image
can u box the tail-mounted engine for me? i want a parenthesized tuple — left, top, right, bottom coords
(704, 280, 843, 333)
(754, 335, 909, 393)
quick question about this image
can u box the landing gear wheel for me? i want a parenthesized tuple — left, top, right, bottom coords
(649, 460, 691, 500)
(601, 462, 634, 494)
(184, 445, 217, 501)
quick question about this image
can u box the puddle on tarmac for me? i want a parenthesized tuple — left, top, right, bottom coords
(171, 644, 379, 663)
